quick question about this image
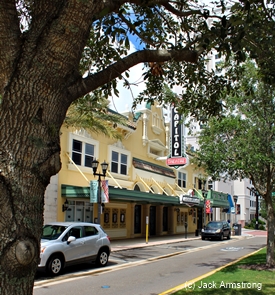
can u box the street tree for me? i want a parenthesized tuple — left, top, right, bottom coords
(195, 60, 275, 267)
(0, 1, 275, 294)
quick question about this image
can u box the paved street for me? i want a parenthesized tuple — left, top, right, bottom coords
(34, 229, 267, 295)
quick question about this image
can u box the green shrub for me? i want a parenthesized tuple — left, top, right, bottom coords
(245, 218, 266, 230)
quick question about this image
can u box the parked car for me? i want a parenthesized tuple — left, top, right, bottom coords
(201, 221, 231, 241)
(38, 222, 111, 275)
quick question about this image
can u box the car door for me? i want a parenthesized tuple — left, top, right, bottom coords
(222, 222, 230, 236)
(82, 225, 101, 259)
(62, 226, 87, 262)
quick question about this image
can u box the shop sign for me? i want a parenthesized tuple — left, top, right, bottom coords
(181, 195, 200, 205)
(166, 157, 187, 166)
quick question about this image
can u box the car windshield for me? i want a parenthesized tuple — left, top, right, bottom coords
(42, 225, 67, 240)
(206, 222, 222, 229)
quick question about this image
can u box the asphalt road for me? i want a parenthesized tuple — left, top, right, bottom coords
(34, 236, 266, 295)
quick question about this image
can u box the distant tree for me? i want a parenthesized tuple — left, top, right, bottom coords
(195, 60, 275, 267)
(1, 1, 275, 293)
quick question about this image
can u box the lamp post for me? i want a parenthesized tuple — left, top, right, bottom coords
(233, 195, 238, 224)
(202, 188, 208, 227)
(92, 159, 108, 225)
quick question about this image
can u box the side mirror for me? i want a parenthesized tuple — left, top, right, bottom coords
(67, 236, 76, 244)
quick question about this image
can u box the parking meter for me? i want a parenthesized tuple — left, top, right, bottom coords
(184, 222, 188, 239)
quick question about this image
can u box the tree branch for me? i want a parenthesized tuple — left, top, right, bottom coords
(119, 13, 159, 47)
(69, 48, 198, 100)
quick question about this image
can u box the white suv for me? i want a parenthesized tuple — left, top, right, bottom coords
(38, 222, 111, 275)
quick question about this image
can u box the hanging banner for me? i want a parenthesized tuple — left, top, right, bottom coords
(205, 199, 211, 214)
(101, 180, 109, 203)
(90, 180, 98, 203)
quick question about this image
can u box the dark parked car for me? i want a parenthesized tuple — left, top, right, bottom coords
(38, 222, 111, 276)
(201, 221, 231, 240)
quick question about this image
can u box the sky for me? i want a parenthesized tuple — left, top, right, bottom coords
(108, 38, 147, 114)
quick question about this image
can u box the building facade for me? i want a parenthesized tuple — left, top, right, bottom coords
(44, 103, 230, 239)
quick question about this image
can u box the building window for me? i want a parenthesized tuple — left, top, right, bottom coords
(65, 201, 93, 222)
(111, 151, 128, 175)
(72, 139, 95, 167)
(178, 172, 186, 188)
(208, 180, 213, 190)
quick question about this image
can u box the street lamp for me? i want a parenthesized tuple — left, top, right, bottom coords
(202, 188, 208, 227)
(233, 195, 238, 224)
(92, 159, 108, 225)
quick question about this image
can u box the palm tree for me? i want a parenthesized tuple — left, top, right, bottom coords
(65, 94, 127, 139)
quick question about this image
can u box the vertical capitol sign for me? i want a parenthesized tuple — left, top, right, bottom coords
(167, 105, 187, 167)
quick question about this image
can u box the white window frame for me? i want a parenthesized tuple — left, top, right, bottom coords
(68, 133, 99, 173)
(178, 172, 187, 188)
(108, 145, 131, 180)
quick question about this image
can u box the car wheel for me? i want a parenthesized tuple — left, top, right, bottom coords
(227, 232, 231, 240)
(220, 233, 224, 241)
(96, 249, 109, 267)
(47, 255, 63, 276)
(201, 236, 205, 240)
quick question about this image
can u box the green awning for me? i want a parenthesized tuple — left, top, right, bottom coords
(209, 190, 230, 207)
(109, 187, 180, 205)
(194, 190, 230, 208)
(61, 185, 90, 197)
(61, 184, 181, 205)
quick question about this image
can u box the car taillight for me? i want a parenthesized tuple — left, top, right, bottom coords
(107, 236, 111, 242)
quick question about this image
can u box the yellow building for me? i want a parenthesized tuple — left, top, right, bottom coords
(44, 103, 228, 240)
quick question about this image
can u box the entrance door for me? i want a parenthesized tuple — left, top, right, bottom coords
(163, 206, 168, 232)
(134, 205, 142, 234)
(149, 206, 156, 236)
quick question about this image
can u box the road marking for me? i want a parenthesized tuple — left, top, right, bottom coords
(220, 247, 244, 251)
(158, 246, 266, 295)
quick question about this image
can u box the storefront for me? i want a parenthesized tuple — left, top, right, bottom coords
(61, 184, 203, 239)
(194, 189, 230, 231)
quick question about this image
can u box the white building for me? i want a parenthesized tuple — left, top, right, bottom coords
(184, 116, 258, 227)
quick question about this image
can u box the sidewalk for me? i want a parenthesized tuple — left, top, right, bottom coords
(110, 228, 257, 252)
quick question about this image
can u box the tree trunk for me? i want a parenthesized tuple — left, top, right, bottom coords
(0, 73, 67, 294)
(266, 194, 275, 267)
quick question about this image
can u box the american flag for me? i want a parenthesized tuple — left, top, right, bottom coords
(101, 180, 109, 203)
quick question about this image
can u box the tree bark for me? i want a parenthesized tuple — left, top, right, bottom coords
(0, 70, 67, 294)
(266, 194, 275, 267)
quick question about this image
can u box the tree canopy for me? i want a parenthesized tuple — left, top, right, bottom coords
(195, 60, 275, 266)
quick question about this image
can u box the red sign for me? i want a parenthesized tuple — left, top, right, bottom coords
(166, 157, 187, 166)
(205, 200, 211, 214)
